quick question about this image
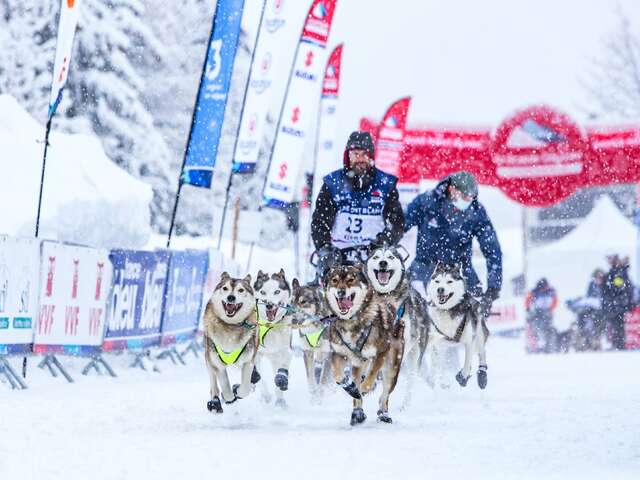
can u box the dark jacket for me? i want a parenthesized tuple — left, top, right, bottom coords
(602, 265, 635, 316)
(404, 178, 502, 292)
(311, 167, 404, 251)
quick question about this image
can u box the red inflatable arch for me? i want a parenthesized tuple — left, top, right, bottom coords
(361, 105, 640, 207)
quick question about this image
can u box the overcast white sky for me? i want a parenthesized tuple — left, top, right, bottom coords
(328, 0, 640, 137)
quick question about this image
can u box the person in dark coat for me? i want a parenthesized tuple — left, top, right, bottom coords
(525, 278, 558, 353)
(404, 171, 502, 310)
(602, 255, 634, 350)
(311, 131, 404, 279)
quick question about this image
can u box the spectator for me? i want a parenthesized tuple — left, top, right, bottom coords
(525, 278, 558, 353)
(602, 255, 634, 350)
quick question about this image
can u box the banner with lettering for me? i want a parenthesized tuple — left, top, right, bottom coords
(160, 250, 208, 346)
(374, 96, 411, 178)
(102, 250, 170, 351)
(0, 236, 40, 354)
(49, 0, 81, 117)
(263, 0, 338, 207)
(33, 241, 111, 355)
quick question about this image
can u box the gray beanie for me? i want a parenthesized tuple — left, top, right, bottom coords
(448, 171, 478, 197)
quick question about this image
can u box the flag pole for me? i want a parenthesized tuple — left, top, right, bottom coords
(34, 117, 54, 237)
(166, 5, 221, 249)
(217, 0, 267, 251)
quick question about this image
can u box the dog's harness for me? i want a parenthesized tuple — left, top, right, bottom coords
(430, 314, 468, 343)
(206, 335, 252, 366)
(303, 326, 327, 349)
(334, 323, 373, 361)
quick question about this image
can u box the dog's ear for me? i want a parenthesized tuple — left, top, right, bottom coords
(277, 268, 286, 278)
(215, 272, 231, 289)
(243, 273, 252, 285)
(292, 278, 300, 297)
(434, 262, 446, 274)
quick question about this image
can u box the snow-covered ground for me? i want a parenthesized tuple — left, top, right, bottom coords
(1, 337, 638, 480)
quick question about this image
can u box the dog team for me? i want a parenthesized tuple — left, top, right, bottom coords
(203, 245, 491, 425)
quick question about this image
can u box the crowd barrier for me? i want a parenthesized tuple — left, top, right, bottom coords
(0, 235, 239, 390)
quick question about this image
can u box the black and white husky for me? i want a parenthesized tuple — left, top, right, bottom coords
(425, 263, 490, 389)
(365, 245, 429, 406)
(254, 269, 294, 408)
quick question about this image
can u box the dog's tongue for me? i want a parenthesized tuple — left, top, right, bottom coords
(337, 297, 353, 312)
(266, 307, 277, 321)
(377, 271, 391, 284)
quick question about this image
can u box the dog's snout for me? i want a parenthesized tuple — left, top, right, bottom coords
(437, 287, 445, 295)
(226, 294, 236, 303)
(379, 260, 388, 270)
(336, 289, 346, 299)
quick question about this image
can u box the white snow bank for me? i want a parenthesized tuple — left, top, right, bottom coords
(0, 94, 152, 248)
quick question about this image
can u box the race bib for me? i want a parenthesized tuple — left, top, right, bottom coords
(331, 212, 385, 248)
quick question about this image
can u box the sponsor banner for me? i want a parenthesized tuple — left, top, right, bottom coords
(160, 250, 209, 346)
(485, 299, 526, 336)
(103, 250, 170, 351)
(49, 0, 81, 117)
(374, 97, 411, 177)
(624, 307, 640, 350)
(264, 0, 338, 207)
(233, 0, 292, 174)
(33, 241, 111, 355)
(0, 236, 40, 355)
(311, 43, 343, 209)
(181, 0, 245, 188)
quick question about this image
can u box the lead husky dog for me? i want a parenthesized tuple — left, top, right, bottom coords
(203, 272, 259, 413)
(365, 245, 429, 406)
(325, 265, 403, 425)
(426, 263, 489, 389)
(291, 278, 332, 402)
(254, 269, 293, 408)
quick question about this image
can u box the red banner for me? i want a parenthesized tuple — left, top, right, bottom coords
(374, 97, 411, 177)
(302, 0, 338, 45)
(322, 43, 342, 97)
(361, 104, 640, 206)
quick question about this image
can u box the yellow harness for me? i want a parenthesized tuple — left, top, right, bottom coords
(258, 322, 275, 347)
(303, 327, 326, 349)
(213, 341, 249, 366)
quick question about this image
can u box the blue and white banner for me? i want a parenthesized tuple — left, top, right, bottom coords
(181, 0, 245, 188)
(49, 0, 81, 118)
(232, 0, 293, 174)
(103, 250, 170, 351)
(160, 250, 209, 346)
(0, 236, 40, 355)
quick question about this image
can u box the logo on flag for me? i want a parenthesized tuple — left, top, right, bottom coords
(313, 2, 328, 18)
(205, 40, 223, 84)
(266, 0, 286, 32)
(385, 116, 398, 128)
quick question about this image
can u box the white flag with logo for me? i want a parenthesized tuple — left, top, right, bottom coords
(232, 0, 293, 174)
(49, 0, 81, 117)
(263, 0, 338, 207)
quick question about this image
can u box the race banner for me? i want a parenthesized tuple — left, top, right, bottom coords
(160, 250, 208, 346)
(33, 241, 112, 355)
(263, 0, 338, 208)
(181, 0, 245, 188)
(0, 236, 40, 354)
(102, 250, 170, 351)
(49, 0, 81, 117)
(232, 0, 293, 174)
(310, 43, 343, 208)
(375, 96, 411, 178)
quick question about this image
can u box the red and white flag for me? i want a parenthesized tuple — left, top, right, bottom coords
(375, 96, 411, 178)
(49, 0, 81, 117)
(263, 0, 338, 207)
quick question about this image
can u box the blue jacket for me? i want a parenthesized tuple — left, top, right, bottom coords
(404, 178, 502, 292)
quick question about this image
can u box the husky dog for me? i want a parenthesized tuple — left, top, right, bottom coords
(203, 272, 259, 413)
(291, 278, 332, 402)
(426, 263, 490, 389)
(254, 269, 293, 408)
(365, 245, 429, 406)
(325, 265, 403, 425)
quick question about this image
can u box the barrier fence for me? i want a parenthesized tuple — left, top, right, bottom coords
(0, 236, 236, 389)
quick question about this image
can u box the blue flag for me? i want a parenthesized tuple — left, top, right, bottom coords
(181, 0, 245, 188)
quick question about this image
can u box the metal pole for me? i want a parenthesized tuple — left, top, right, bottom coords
(167, 3, 222, 249)
(35, 117, 53, 237)
(217, 0, 268, 251)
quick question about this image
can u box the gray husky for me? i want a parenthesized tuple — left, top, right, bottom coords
(425, 263, 490, 389)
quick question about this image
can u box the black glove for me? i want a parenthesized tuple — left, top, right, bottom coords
(481, 287, 500, 313)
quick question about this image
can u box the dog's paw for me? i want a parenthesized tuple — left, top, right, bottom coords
(455, 370, 470, 387)
(274, 398, 287, 409)
(223, 385, 241, 404)
(207, 396, 223, 413)
(251, 366, 261, 385)
(274, 368, 289, 391)
(477, 365, 488, 389)
(338, 377, 362, 399)
(350, 407, 367, 426)
(377, 409, 393, 424)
